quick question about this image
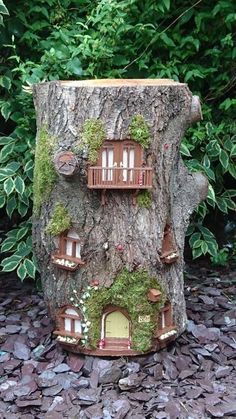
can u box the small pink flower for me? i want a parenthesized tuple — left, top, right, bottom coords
(164, 143, 169, 150)
(116, 244, 124, 251)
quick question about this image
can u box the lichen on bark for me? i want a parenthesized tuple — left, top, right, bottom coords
(137, 190, 152, 208)
(33, 127, 57, 215)
(80, 118, 106, 164)
(129, 114, 151, 148)
(46, 202, 71, 236)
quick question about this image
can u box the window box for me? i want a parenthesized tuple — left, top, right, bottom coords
(51, 254, 84, 271)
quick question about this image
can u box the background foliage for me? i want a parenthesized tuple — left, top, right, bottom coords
(0, 0, 235, 280)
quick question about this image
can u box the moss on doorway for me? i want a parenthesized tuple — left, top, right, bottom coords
(79, 269, 166, 352)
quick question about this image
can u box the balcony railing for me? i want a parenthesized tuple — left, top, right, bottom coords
(88, 167, 153, 189)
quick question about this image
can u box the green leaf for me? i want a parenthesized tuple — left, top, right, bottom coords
(18, 201, 28, 217)
(1, 102, 11, 120)
(17, 263, 27, 281)
(1, 238, 16, 252)
(66, 57, 83, 76)
(192, 247, 203, 259)
(163, 0, 170, 10)
(4, 177, 15, 195)
(1, 256, 21, 272)
(6, 196, 17, 217)
(189, 232, 201, 248)
(160, 33, 175, 47)
(216, 197, 228, 213)
(0, 76, 11, 90)
(198, 226, 215, 239)
(0, 0, 9, 14)
(180, 143, 191, 157)
(224, 198, 236, 210)
(14, 176, 25, 195)
(204, 167, 215, 181)
(17, 226, 29, 240)
(24, 258, 36, 278)
(205, 240, 218, 257)
(192, 239, 202, 248)
(201, 241, 208, 255)
(229, 163, 236, 179)
(0, 143, 14, 162)
(202, 154, 210, 169)
(219, 149, 229, 170)
(0, 195, 5, 208)
(0, 136, 15, 145)
(230, 144, 236, 157)
(207, 184, 216, 202)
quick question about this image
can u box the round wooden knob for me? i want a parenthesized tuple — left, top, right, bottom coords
(54, 151, 78, 177)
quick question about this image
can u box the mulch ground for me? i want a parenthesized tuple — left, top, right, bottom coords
(0, 266, 235, 419)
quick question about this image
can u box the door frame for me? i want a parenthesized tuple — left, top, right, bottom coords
(100, 305, 131, 342)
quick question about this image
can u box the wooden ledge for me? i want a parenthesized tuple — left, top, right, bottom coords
(60, 79, 186, 87)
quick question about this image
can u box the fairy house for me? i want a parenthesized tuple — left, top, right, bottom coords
(32, 79, 208, 356)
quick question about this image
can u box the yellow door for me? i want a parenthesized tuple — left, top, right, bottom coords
(105, 311, 129, 338)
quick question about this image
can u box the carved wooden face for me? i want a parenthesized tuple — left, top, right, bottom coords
(54, 151, 78, 176)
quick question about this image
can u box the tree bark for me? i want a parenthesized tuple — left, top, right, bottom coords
(33, 79, 208, 355)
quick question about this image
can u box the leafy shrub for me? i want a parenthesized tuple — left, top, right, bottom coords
(0, 0, 235, 279)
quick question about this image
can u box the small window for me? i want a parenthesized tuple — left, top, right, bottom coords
(62, 229, 81, 259)
(63, 308, 82, 334)
(51, 229, 84, 271)
(60, 307, 82, 335)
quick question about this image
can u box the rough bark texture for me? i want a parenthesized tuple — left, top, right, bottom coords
(32, 79, 208, 355)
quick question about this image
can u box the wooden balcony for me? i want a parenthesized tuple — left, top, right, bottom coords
(88, 167, 153, 189)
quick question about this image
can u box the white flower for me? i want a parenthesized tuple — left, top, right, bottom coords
(79, 299, 84, 304)
(87, 286, 91, 290)
(70, 297, 74, 301)
(86, 321, 91, 326)
(94, 286, 98, 291)
(73, 289, 77, 294)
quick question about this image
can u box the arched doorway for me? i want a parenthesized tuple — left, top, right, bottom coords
(101, 308, 131, 350)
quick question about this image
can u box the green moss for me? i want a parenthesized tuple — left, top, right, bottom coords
(83, 269, 166, 352)
(137, 190, 152, 208)
(129, 114, 151, 148)
(33, 128, 57, 215)
(46, 203, 71, 236)
(81, 118, 106, 164)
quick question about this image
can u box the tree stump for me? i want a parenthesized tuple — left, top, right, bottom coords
(32, 79, 208, 356)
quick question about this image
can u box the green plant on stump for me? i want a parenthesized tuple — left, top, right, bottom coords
(46, 202, 71, 236)
(78, 269, 166, 352)
(33, 128, 57, 215)
(81, 118, 106, 164)
(137, 190, 152, 208)
(129, 114, 151, 149)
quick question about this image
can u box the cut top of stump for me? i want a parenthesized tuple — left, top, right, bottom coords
(59, 79, 186, 87)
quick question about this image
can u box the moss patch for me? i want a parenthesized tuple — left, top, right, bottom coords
(33, 128, 57, 215)
(129, 114, 151, 149)
(83, 270, 166, 352)
(81, 118, 106, 164)
(137, 190, 152, 208)
(46, 203, 71, 236)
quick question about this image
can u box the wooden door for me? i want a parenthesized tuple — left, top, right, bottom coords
(105, 310, 129, 338)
